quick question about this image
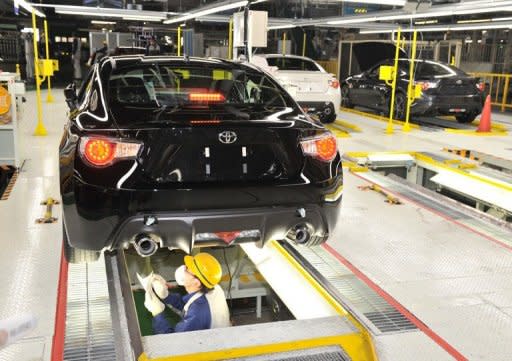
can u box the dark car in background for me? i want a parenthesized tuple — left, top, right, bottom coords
(60, 56, 343, 263)
(341, 58, 485, 123)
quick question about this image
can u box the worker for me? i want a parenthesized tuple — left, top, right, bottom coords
(146, 36, 161, 55)
(144, 252, 231, 334)
(71, 33, 82, 85)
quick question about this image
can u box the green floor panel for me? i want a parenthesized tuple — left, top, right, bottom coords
(133, 290, 184, 336)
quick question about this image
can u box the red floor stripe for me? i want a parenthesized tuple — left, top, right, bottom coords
(51, 243, 68, 361)
(352, 172, 512, 252)
(322, 243, 468, 361)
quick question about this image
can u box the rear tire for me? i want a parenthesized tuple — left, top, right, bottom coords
(392, 92, 406, 120)
(340, 85, 353, 109)
(63, 224, 100, 264)
(455, 113, 477, 123)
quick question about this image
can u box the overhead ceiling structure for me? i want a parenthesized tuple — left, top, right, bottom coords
(8, 0, 512, 34)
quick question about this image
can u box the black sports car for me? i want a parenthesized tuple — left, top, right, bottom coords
(60, 56, 343, 263)
(341, 58, 486, 123)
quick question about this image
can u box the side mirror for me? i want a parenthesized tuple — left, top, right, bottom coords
(64, 83, 77, 110)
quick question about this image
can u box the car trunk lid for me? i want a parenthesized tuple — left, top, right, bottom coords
(273, 71, 332, 94)
(122, 121, 306, 185)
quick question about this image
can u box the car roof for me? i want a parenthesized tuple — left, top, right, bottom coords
(254, 54, 316, 62)
(101, 55, 257, 70)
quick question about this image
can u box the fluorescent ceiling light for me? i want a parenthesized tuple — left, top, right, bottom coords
(55, 9, 165, 20)
(268, 24, 296, 30)
(122, 16, 162, 22)
(457, 18, 491, 24)
(325, 2, 512, 26)
(361, 22, 512, 34)
(414, 20, 438, 25)
(337, 0, 405, 4)
(91, 20, 116, 25)
(14, 0, 45, 17)
(493, 16, 512, 21)
(163, 0, 267, 25)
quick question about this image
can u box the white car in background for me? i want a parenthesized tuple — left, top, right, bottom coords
(251, 54, 341, 123)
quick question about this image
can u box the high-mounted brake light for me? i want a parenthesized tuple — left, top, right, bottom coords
(328, 79, 340, 89)
(300, 133, 337, 162)
(189, 92, 225, 102)
(80, 137, 141, 167)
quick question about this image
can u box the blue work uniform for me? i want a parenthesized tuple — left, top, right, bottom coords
(152, 292, 211, 334)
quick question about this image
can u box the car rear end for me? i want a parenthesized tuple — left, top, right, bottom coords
(257, 55, 341, 123)
(60, 57, 343, 258)
(409, 60, 485, 120)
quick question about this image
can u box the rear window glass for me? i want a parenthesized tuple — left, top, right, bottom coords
(108, 64, 295, 109)
(417, 62, 452, 77)
(266, 57, 320, 71)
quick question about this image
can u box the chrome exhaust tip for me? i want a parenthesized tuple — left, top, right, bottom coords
(133, 233, 159, 257)
(287, 224, 312, 245)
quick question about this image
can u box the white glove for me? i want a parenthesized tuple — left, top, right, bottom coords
(144, 289, 165, 317)
(151, 274, 169, 299)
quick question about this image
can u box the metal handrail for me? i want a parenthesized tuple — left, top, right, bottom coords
(469, 72, 511, 111)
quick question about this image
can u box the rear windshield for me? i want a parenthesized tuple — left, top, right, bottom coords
(108, 63, 296, 110)
(266, 57, 320, 71)
(397, 60, 461, 78)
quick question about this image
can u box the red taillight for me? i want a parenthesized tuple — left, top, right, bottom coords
(300, 133, 338, 162)
(329, 79, 340, 89)
(477, 82, 485, 92)
(80, 137, 141, 167)
(189, 92, 225, 102)
(83, 139, 116, 166)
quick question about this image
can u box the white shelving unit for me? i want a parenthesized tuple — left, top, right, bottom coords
(0, 73, 22, 168)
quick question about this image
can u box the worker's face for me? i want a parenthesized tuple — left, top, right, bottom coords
(183, 267, 201, 293)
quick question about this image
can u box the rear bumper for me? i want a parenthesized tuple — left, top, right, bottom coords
(412, 94, 484, 116)
(62, 176, 343, 252)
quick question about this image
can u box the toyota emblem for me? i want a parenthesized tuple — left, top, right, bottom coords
(218, 131, 237, 144)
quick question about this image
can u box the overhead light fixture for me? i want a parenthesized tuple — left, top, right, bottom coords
(122, 16, 163, 22)
(457, 18, 491, 24)
(91, 20, 116, 25)
(268, 24, 296, 30)
(338, 0, 405, 5)
(14, 0, 45, 17)
(163, 0, 267, 25)
(33, 4, 177, 21)
(324, 2, 512, 26)
(415, 19, 438, 25)
(361, 22, 512, 34)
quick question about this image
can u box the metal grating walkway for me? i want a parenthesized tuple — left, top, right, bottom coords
(286, 242, 417, 335)
(64, 256, 117, 361)
(226, 346, 350, 361)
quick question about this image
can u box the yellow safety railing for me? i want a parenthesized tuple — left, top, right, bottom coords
(469, 72, 511, 112)
(316, 60, 338, 78)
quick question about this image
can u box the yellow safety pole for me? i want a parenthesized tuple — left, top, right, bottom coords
(44, 20, 54, 103)
(282, 32, 286, 55)
(502, 75, 510, 112)
(451, 55, 455, 66)
(177, 26, 181, 56)
(16, 64, 20, 76)
(403, 30, 417, 132)
(387, 27, 401, 134)
(32, 11, 47, 136)
(302, 31, 306, 57)
(228, 17, 233, 60)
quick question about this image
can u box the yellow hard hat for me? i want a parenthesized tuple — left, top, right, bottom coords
(184, 253, 222, 289)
